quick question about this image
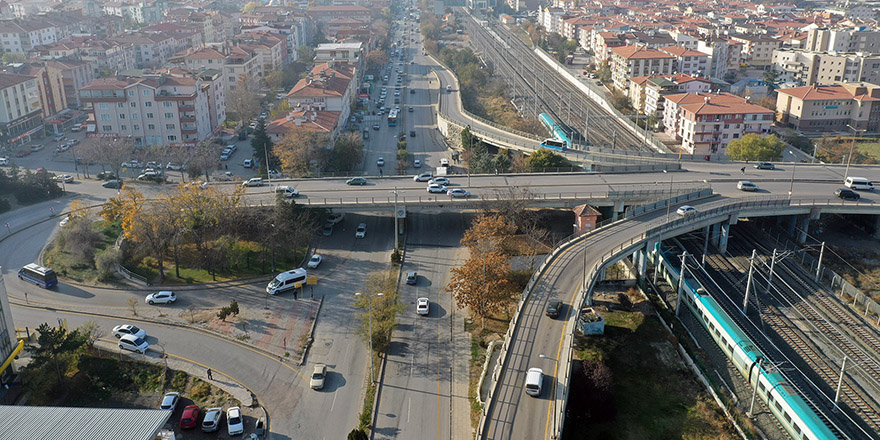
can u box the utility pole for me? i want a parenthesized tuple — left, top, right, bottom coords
(747, 357, 763, 417)
(835, 355, 848, 409)
(742, 249, 757, 314)
(701, 225, 710, 268)
(584, 107, 590, 147)
(815, 241, 825, 283)
(766, 249, 777, 294)
(612, 129, 617, 150)
(675, 251, 688, 317)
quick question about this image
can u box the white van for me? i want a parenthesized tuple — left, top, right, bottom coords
(845, 176, 874, 191)
(524, 368, 543, 396)
(274, 185, 299, 198)
(266, 268, 307, 295)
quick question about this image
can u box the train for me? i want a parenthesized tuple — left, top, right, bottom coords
(654, 242, 838, 440)
(538, 113, 570, 151)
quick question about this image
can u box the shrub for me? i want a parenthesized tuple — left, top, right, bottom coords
(0, 198, 9, 214)
(390, 248, 401, 264)
(94, 247, 121, 281)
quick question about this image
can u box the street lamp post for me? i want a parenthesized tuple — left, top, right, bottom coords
(355, 292, 384, 384)
(788, 151, 796, 199)
(390, 188, 399, 250)
(663, 169, 673, 221)
(844, 124, 864, 182)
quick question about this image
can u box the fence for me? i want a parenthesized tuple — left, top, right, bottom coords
(114, 234, 149, 286)
(625, 187, 714, 218)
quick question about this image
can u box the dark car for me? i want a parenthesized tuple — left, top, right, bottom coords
(238, 131, 248, 140)
(102, 179, 124, 189)
(545, 300, 562, 318)
(409, 130, 416, 137)
(96, 171, 117, 180)
(346, 177, 367, 185)
(836, 188, 861, 201)
(753, 162, 775, 170)
(406, 271, 418, 285)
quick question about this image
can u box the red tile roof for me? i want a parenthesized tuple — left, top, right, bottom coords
(611, 45, 675, 60)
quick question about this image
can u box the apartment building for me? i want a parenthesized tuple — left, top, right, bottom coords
(182, 46, 258, 92)
(772, 48, 880, 86)
(111, 33, 178, 69)
(697, 38, 743, 79)
(729, 33, 781, 68)
(0, 19, 58, 54)
(7, 63, 63, 117)
(314, 42, 363, 65)
(46, 59, 95, 109)
(285, 62, 356, 130)
(0, 73, 44, 145)
(609, 45, 674, 91)
(805, 28, 880, 53)
(658, 46, 709, 76)
(663, 92, 774, 155)
(236, 31, 286, 77)
(776, 82, 880, 133)
(79, 73, 215, 146)
(628, 74, 711, 115)
(306, 5, 371, 26)
(0, 272, 21, 405)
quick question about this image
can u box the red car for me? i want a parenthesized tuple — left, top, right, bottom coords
(180, 404, 200, 429)
(15, 149, 30, 157)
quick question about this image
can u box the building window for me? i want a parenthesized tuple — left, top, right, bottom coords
(145, 102, 152, 107)
(102, 125, 112, 131)
(143, 90, 151, 96)
(163, 101, 172, 108)
(98, 103, 109, 110)
(100, 114, 110, 121)
(132, 113, 139, 119)
(120, 125, 127, 130)
(148, 124, 155, 129)
(167, 135, 177, 141)
(130, 102, 137, 108)
(165, 113, 173, 119)
(128, 90, 135, 97)
(119, 114, 126, 119)
(166, 124, 176, 129)
(133, 124, 140, 130)
(146, 113, 154, 118)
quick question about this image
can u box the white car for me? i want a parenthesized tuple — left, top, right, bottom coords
(310, 363, 327, 390)
(242, 177, 263, 187)
(166, 162, 185, 171)
(676, 205, 697, 216)
(737, 180, 758, 191)
(377, 157, 385, 166)
(429, 177, 450, 185)
(59, 216, 70, 227)
(355, 223, 366, 239)
(447, 188, 471, 198)
(113, 324, 146, 339)
(416, 297, 429, 315)
(53, 174, 73, 183)
(227, 406, 244, 435)
(413, 159, 421, 168)
(427, 183, 447, 193)
(307, 254, 323, 268)
(118, 334, 149, 354)
(202, 407, 223, 432)
(159, 392, 179, 411)
(413, 172, 433, 182)
(145, 291, 176, 305)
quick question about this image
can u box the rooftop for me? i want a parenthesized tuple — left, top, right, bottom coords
(0, 406, 171, 440)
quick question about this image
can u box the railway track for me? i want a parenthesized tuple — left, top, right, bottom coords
(679, 234, 880, 436)
(459, 11, 651, 151)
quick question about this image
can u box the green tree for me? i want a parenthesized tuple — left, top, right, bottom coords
(726, 133, 784, 161)
(762, 68, 779, 92)
(263, 70, 284, 91)
(527, 149, 568, 170)
(251, 119, 275, 168)
(1, 52, 25, 64)
(597, 63, 612, 84)
(217, 300, 240, 321)
(330, 131, 364, 172)
(348, 429, 369, 440)
(26, 323, 86, 384)
(354, 271, 405, 353)
(492, 150, 511, 172)
(241, 1, 259, 12)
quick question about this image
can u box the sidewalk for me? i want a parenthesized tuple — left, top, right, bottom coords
(451, 303, 474, 439)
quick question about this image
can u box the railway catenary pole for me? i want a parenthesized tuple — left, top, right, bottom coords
(815, 241, 825, 283)
(835, 355, 848, 409)
(765, 249, 777, 294)
(584, 107, 590, 147)
(742, 249, 757, 315)
(675, 251, 688, 317)
(701, 225, 710, 268)
(747, 357, 763, 417)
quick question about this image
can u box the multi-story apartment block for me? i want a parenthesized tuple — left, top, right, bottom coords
(46, 59, 96, 109)
(111, 32, 177, 69)
(265, 107, 340, 143)
(729, 33, 781, 68)
(824, 5, 877, 21)
(236, 31, 286, 77)
(772, 49, 880, 86)
(306, 5, 371, 26)
(80, 73, 218, 146)
(284, 62, 355, 131)
(7, 63, 63, 117)
(628, 74, 711, 115)
(658, 46, 709, 76)
(0, 272, 22, 405)
(593, 31, 625, 64)
(697, 38, 742, 79)
(609, 45, 674, 91)
(314, 42, 363, 66)
(664, 29, 700, 50)
(663, 92, 774, 155)
(0, 73, 44, 145)
(182, 46, 258, 92)
(102, 0, 168, 24)
(805, 28, 880, 53)
(776, 82, 880, 133)
(0, 19, 58, 54)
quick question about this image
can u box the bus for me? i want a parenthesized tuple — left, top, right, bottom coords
(540, 138, 567, 151)
(18, 263, 58, 288)
(388, 108, 399, 126)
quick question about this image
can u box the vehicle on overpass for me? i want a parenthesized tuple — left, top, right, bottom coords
(538, 113, 571, 150)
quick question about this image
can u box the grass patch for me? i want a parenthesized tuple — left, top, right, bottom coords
(358, 352, 381, 431)
(857, 142, 880, 161)
(566, 306, 737, 439)
(43, 220, 121, 283)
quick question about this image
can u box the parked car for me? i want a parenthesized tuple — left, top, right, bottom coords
(416, 297, 429, 315)
(447, 188, 471, 198)
(307, 254, 323, 268)
(753, 162, 775, 170)
(427, 183, 447, 193)
(346, 177, 367, 185)
(310, 363, 327, 390)
(373, 124, 380, 131)
(53, 174, 74, 183)
(102, 180, 124, 189)
(322, 223, 333, 237)
(202, 407, 223, 432)
(676, 205, 697, 216)
(0, 157, 7, 166)
(355, 223, 366, 238)
(145, 291, 176, 305)
(121, 160, 142, 168)
(166, 162, 185, 171)
(327, 213, 345, 224)
(410, 130, 416, 137)
(737, 180, 758, 191)
(160, 392, 180, 411)
(243, 159, 253, 168)
(118, 334, 149, 354)
(16, 150, 31, 157)
(227, 406, 244, 435)
(836, 188, 861, 201)
(180, 404, 200, 429)
(112, 324, 146, 339)
(97, 171, 117, 180)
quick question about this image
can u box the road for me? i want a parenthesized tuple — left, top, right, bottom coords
(373, 211, 470, 440)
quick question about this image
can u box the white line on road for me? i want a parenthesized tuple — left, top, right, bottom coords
(407, 397, 412, 424)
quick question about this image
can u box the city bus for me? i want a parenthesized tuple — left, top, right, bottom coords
(388, 108, 399, 126)
(18, 263, 58, 288)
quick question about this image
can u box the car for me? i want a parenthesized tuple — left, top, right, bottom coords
(59, 216, 70, 227)
(524, 368, 544, 396)
(97, 171, 117, 180)
(373, 124, 380, 130)
(16, 149, 31, 157)
(268, 169, 281, 178)
(274, 185, 298, 198)
(346, 177, 367, 185)
(53, 174, 73, 183)
(166, 162, 185, 171)
(53, 134, 65, 141)
(447, 188, 471, 198)
(440, 158, 449, 167)
(753, 162, 775, 170)
(355, 223, 366, 238)
(394, 91, 401, 96)
(737, 180, 758, 191)
(413, 159, 421, 168)
(307, 254, 323, 268)
(406, 271, 418, 285)
(377, 157, 385, 166)
(112, 324, 146, 339)
(202, 407, 223, 432)
(122, 160, 142, 168)
(159, 392, 180, 411)
(145, 291, 176, 305)
(545, 300, 562, 318)
(70, 125, 82, 132)
(118, 334, 149, 354)
(836, 188, 861, 200)
(414, 172, 433, 182)
(410, 89, 416, 94)
(416, 297, 429, 315)
(427, 183, 447, 193)
(310, 363, 327, 390)
(242, 177, 263, 187)
(102, 180, 124, 189)
(0, 157, 7, 166)
(180, 404, 200, 429)
(676, 205, 697, 216)
(327, 212, 345, 224)
(408, 106, 414, 112)
(227, 406, 244, 435)
(56, 144, 70, 152)
(243, 159, 253, 168)
(429, 177, 450, 185)
(220, 151, 231, 161)
(145, 161, 162, 169)
(137, 172, 163, 182)
(322, 223, 333, 237)
(70, 139, 80, 145)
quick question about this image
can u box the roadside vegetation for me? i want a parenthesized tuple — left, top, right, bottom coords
(0, 165, 63, 213)
(43, 202, 122, 283)
(460, 127, 573, 173)
(726, 133, 784, 161)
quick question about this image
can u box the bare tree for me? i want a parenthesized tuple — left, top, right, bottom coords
(185, 142, 220, 182)
(227, 77, 262, 123)
(77, 135, 136, 180)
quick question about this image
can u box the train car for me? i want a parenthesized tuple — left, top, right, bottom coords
(538, 113, 571, 150)
(655, 243, 838, 440)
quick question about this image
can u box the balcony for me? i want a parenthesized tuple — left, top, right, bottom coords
(155, 90, 196, 101)
(179, 114, 196, 122)
(181, 127, 197, 134)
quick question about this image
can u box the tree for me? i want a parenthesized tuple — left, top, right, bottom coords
(348, 429, 369, 440)
(297, 46, 314, 63)
(364, 50, 390, 73)
(227, 78, 261, 123)
(168, 183, 243, 272)
(185, 142, 220, 182)
(527, 149, 568, 170)
(2, 52, 25, 64)
(217, 300, 240, 321)
(77, 135, 135, 183)
(54, 216, 102, 265)
(241, 1, 259, 12)
(762, 68, 779, 92)
(263, 70, 284, 91)
(276, 130, 329, 176)
(26, 323, 85, 384)
(77, 321, 105, 349)
(251, 119, 275, 168)
(330, 131, 364, 172)
(354, 271, 405, 353)
(269, 100, 291, 120)
(116, 189, 173, 282)
(726, 133, 784, 161)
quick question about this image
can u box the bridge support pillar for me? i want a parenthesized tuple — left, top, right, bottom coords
(797, 215, 810, 245)
(786, 215, 798, 237)
(709, 222, 721, 247)
(718, 221, 731, 254)
(611, 200, 625, 221)
(874, 215, 880, 239)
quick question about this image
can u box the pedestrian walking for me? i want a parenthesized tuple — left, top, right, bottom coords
(207, 368, 213, 380)
(24, 291, 28, 304)
(740, 166, 746, 175)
